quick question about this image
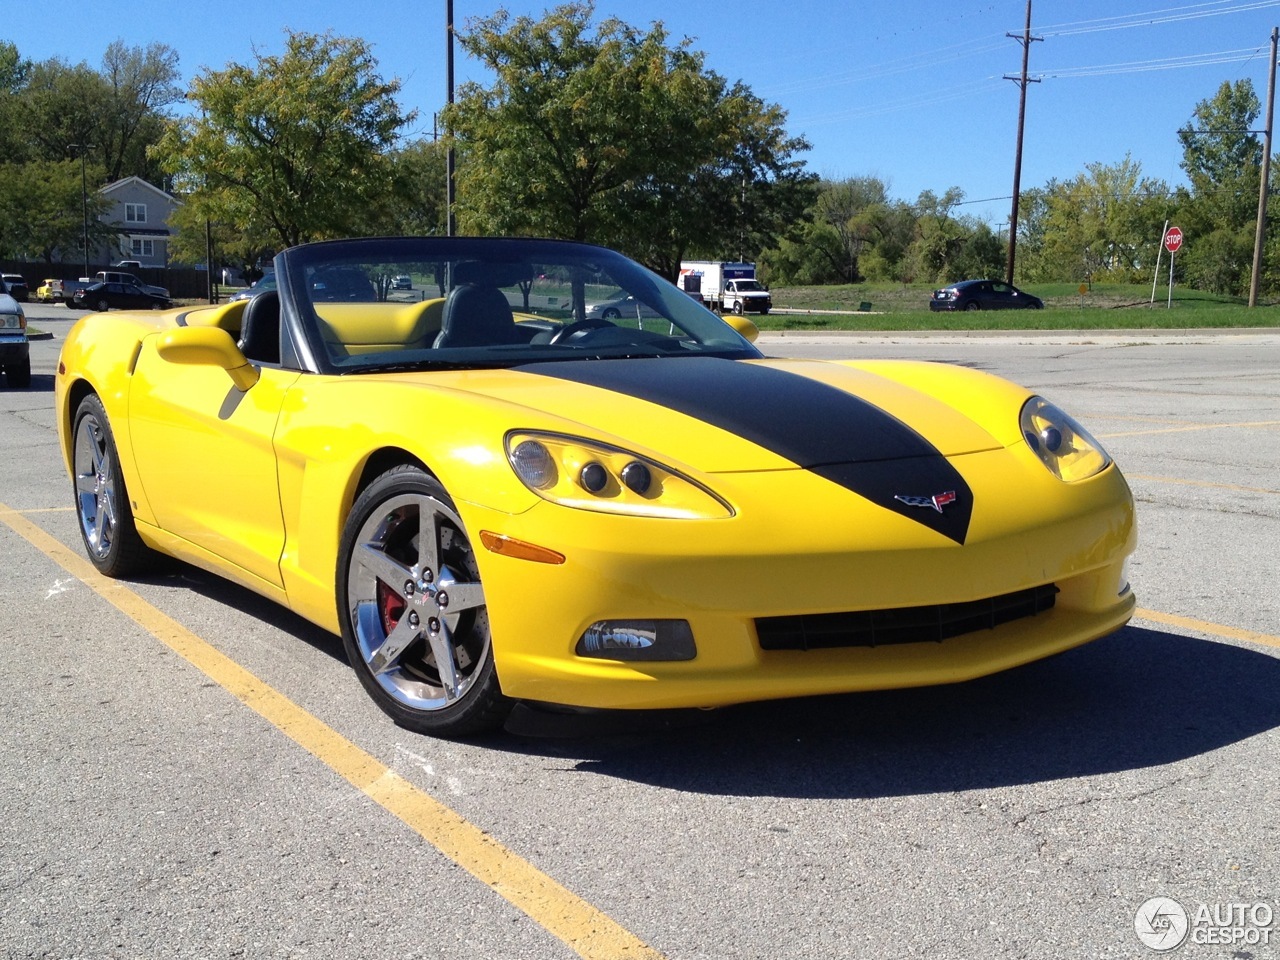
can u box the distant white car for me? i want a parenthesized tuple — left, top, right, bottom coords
(584, 292, 662, 321)
(392, 275, 413, 290)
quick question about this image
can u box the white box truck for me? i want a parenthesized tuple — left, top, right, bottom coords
(678, 261, 772, 315)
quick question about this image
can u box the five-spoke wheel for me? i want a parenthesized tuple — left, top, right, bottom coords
(338, 466, 510, 736)
(72, 394, 151, 576)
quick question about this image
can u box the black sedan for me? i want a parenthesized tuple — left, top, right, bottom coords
(930, 279, 1043, 312)
(73, 281, 173, 312)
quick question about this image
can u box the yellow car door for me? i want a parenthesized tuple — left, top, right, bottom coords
(128, 340, 299, 590)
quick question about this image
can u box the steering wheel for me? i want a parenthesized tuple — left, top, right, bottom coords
(548, 317, 614, 344)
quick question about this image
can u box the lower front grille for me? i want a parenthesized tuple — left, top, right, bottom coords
(755, 584, 1059, 651)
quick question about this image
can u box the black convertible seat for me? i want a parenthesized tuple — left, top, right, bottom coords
(238, 291, 280, 364)
(433, 284, 522, 348)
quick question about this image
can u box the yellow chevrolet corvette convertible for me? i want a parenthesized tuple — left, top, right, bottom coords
(55, 237, 1136, 737)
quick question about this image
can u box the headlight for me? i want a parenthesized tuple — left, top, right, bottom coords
(505, 431, 733, 519)
(1020, 396, 1111, 482)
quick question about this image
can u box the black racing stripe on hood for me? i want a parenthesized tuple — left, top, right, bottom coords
(516, 357, 972, 544)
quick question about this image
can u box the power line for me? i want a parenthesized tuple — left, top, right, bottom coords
(1033, 0, 1280, 38)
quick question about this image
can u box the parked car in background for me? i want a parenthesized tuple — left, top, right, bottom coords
(94, 270, 169, 299)
(36, 279, 61, 303)
(392, 275, 413, 290)
(229, 274, 278, 302)
(2, 274, 29, 302)
(57, 280, 94, 306)
(73, 281, 172, 312)
(584, 291, 664, 321)
(1, 291, 30, 387)
(930, 279, 1043, 312)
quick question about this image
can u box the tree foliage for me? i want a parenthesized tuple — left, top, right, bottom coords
(1018, 156, 1172, 283)
(1175, 80, 1263, 295)
(446, 2, 813, 274)
(0, 160, 112, 262)
(156, 31, 412, 251)
(2, 42, 180, 183)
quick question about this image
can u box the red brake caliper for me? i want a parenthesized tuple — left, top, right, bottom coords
(377, 581, 407, 637)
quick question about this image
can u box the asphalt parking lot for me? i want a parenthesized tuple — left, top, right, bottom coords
(2, 305, 1278, 959)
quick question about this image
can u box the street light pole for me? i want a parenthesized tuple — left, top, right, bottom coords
(70, 144, 93, 277)
(446, 0, 456, 237)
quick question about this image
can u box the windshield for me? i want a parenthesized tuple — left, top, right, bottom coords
(279, 237, 761, 373)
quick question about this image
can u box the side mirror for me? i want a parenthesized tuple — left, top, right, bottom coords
(723, 313, 759, 343)
(156, 326, 259, 391)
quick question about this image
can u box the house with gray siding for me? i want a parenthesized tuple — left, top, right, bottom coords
(96, 177, 182, 267)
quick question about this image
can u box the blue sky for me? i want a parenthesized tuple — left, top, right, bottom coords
(17, 1, 1280, 227)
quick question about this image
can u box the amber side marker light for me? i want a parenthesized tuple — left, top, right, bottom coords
(479, 531, 566, 565)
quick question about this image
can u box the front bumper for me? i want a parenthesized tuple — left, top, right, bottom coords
(468, 449, 1136, 710)
(0, 336, 30, 362)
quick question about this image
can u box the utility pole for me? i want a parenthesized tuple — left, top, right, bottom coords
(1249, 26, 1278, 307)
(446, 0, 456, 238)
(1004, 0, 1041, 285)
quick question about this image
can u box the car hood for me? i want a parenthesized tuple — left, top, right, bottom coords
(396, 356, 1014, 473)
(355, 355, 1033, 544)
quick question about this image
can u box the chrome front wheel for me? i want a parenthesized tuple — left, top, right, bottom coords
(338, 466, 510, 736)
(72, 395, 151, 576)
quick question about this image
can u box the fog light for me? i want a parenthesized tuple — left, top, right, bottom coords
(576, 620, 696, 661)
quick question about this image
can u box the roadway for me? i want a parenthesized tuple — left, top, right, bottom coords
(2, 302, 1278, 958)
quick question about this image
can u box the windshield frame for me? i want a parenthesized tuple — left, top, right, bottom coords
(274, 236, 762, 376)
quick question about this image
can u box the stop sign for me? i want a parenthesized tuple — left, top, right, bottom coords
(1164, 227, 1184, 253)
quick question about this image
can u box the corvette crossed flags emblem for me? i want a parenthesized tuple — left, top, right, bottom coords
(894, 490, 958, 513)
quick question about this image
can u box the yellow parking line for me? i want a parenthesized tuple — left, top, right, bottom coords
(0, 502, 665, 960)
(1099, 419, 1280, 439)
(1136, 608, 1280, 651)
(1127, 474, 1280, 496)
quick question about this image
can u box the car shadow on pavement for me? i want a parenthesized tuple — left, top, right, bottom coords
(143, 560, 348, 664)
(503, 626, 1280, 798)
(3, 372, 54, 393)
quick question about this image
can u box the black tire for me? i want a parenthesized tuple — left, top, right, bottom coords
(337, 466, 511, 737)
(731, 301, 743, 315)
(6, 357, 31, 389)
(759, 307, 770, 316)
(71, 394, 153, 576)
(964, 301, 981, 312)
(96, 299, 109, 312)
(602, 307, 621, 319)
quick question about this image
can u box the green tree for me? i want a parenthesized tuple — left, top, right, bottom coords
(1176, 80, 1263, 295)
(1178, 80, 1261, 230)
(1029, 156, 1171, 283)
(807, 177, 896, 283)
(383, 138, 449, 236)
(0, 160, 113, 262)
(99, 41, 183, 182)
(446, 2, 812, 273)
(156, 31, 412, 250)
(12, 59, 110, 166)
(902, 187, 998, 284)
